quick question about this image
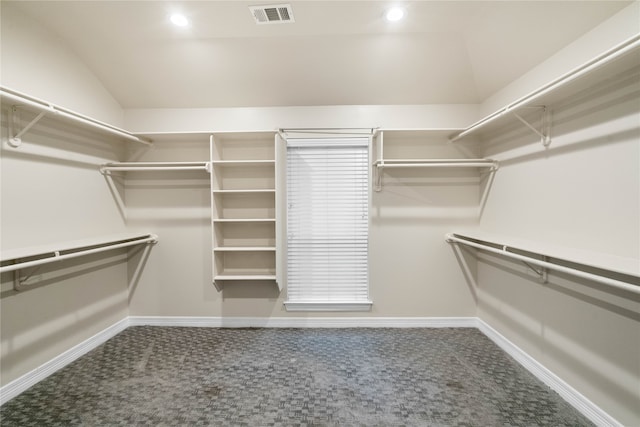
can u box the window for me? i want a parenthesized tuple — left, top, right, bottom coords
(284, 137, 372, 311)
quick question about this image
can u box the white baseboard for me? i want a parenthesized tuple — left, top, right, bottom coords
(475, 318, 621, 427)
(0, 317, 130, 406)
(128, 316, 478, 329)
(0, 315, 620, 427)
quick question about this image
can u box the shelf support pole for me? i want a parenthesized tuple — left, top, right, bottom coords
(511, 106, 551, 147)
(374, 165, 383, 192)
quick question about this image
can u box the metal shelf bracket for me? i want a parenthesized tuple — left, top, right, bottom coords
(511, 106, 551, 147)
(7, 106, 50, 148)
(522, 257, 548, 283)
(13, 263, 46, 291)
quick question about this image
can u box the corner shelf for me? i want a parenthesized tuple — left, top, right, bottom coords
(210, 132, 279, 290)
(449, 35, 640, 144)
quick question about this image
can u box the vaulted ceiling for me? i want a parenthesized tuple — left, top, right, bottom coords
(3, 1, 631, 108)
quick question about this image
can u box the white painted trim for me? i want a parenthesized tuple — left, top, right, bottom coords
(128, 316, 477, 329)
(283, 301, 373, 312)
(0, 317, 130, 406)
(475, 318, 622, 427)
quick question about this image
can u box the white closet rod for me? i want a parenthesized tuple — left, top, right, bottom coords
(449, 34, 640, 142)
(101, 162, 210, 172)
(279, 127, 377, 136)
(445, 234, 640, 295)
(0, 87, 152, 146)
(0, 234, 158, 274)
(374, 159, 497, 169)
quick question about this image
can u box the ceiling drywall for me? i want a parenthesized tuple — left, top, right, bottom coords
(2, 1, 632, 109)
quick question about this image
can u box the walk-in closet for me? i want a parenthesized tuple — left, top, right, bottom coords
(1, 1, 638, 425)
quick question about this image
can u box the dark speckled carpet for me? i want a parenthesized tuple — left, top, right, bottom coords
(0, 326, 592, 426)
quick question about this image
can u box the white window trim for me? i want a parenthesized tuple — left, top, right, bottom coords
(284, 301, 373, 312)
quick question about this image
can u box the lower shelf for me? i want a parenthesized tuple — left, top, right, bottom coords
(213, 247, 276, 252)
(214, 274, 276, 281)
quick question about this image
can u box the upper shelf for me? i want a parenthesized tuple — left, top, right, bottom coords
(0, 86, 152, 147)
(449, 34, 640, 143)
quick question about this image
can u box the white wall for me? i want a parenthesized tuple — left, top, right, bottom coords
(125, 131, 480, 318)
(122, 100, 483, 323)
(2, 1, 638, 424)
(122, 104, 483, 320)
(370, 131, 481, 317)
(0, 3, 124, 126)
(124, 104, 478, 134)
(480, 1, 640, 118)
(468, 5, 640, 423)
(0, 3, 130, 386)
(474, 46, 640, 427)
(0, 110, 131, 386)
(123, 135, 215, 316)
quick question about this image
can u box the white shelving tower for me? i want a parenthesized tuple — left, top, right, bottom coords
(210, 133, 280, 290)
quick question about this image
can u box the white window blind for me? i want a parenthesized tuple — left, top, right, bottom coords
(284, 137, 372, 311)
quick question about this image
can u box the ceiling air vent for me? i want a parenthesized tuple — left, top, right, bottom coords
(249, 4, 295, 24)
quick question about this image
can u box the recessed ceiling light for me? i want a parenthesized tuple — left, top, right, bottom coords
(386, 7, 404, 22)
(170, 13, 189, 27)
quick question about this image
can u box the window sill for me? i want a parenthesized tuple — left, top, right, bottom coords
(284, 301, 373, 312)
